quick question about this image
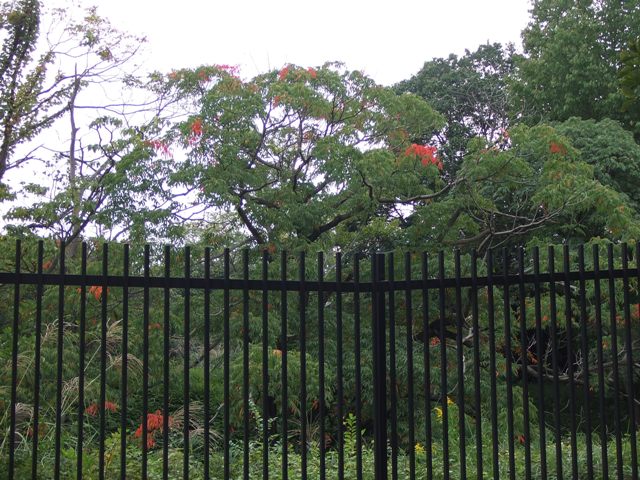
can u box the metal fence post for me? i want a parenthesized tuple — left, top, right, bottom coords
(373, 253, 387, 480)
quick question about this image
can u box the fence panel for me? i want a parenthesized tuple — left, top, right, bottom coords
(0, 240, 638, 479)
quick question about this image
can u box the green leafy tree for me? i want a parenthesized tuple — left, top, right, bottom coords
(3, 5, 180, 252)
(405, 123, 640, 253)
(165, 62, 445, 252)
(396, 43, 515, 175)
(619, 36, 640, 133)
(554, 117, 640, 211)
(162, 63, 640, 256)
(511, 0, 640, 128)
(0, 0, 69, 184)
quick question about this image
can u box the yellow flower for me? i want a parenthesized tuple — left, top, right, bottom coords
(415, 443, 425, 454)
(434, 406, 443, 419)
(447, 396, 455, 406)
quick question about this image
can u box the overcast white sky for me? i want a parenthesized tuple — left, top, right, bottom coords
(92, 0, 532, 85)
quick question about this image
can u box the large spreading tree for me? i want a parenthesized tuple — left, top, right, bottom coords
(163, 63, 446, 252)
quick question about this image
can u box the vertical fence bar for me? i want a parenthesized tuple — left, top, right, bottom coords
(471, 250, 483, 480)
(438, 251, 450, 480)
(563, 245, 578, 478)
(404, 252, 415, 480)
(142, 245, 151, 478)
(223, 248, 231, 480)
(336, 252, 344, 480)
(299, 252, 308, 480)
(517, 248, 532, 480)
(8, 240, 20, 480)
(532, 247, 547, 480)
(53, 240, 65, 480)
(502, 249, 515, 480)
(577, 246, 594, 480)
(353, 254, 363, 480)
(242, 249, 250, 480)
(281, 251, 289, 480)
(548, 247, 563, 479)
(183, 247, 191, 479)
(318, 252, 326, 480)
(120, 244, 130, 480)
(632, 241, 640, 477)
(99, 244, 108, 480)
(372, 252, 387, 480)
(486, 250, 499, 479)
(454, 250, 467, 479)
(421, 253, 433, 479)
(262, 251, 269, 480)
(388, 253, 398, 480)
(33, 241, 45, 479)
(607, 243, 623, 479)
(204, 247, 211, 478)
(621, 244, 638, 478)
(161, 246, 170, 479)
(76, 244, 87, 479)
(592, 245, 608, 478)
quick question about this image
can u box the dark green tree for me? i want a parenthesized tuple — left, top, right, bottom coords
(554, 117, 640, 211)
(619, 36, 640, 134)
(396, 43, 515, 175)
(512, 0, 640, 128)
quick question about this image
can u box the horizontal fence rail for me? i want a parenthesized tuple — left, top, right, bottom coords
(1, 269, 638, 291)
(0, 240, 638, 479)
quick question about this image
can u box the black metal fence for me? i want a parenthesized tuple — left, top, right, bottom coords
(0, 240, 639, 479)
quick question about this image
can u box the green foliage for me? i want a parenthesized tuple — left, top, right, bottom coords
(553, 117, 640, 211)
(163, 62, 444, 252)
(396, 43, 515, 174)
(619, 36, 640, 135)
(512, 0, 640, 128)
(0, 0, 67, 180)
(0, 238, 638, 478)
(405, 123, 640, 253)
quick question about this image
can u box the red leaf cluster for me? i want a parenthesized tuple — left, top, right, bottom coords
(134, 409, 174, 450)
(404, 144, 443, 170)
(88, 285, 108, 301)
(549, 142, 567, 155)
(188, 118, 204, 145)
(215, 64, 240, 77)
(85, 401, 118, 417)
(144, 139, 171, 158)
(278, 65, 290, 81)
(191, 118, 203, 137)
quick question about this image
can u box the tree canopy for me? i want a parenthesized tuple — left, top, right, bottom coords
(0, 0, 638, 255)
(163, 63, 444, 252)
(396, 43, 514, 176)
(511, 0, 640, 131)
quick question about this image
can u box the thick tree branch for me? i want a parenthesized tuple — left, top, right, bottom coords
(237, 203, 265, 245)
